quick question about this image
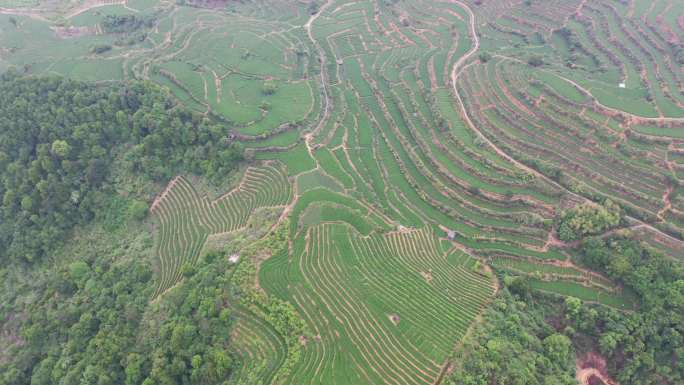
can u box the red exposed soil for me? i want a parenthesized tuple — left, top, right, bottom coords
(577, 352, 619, 385)
(588, 375, 606, 385)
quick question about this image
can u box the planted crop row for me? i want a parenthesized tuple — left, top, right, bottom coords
(151, 163, 290, 297)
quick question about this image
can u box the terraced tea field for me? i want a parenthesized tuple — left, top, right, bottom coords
(4, 0, 683, 384)
(150, 163, 291, 297)
(261, 224, 494, 385)
(145, 0, 681, 382)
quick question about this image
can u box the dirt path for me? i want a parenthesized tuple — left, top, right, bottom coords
(657, 184, 673, 220)
(0, 7, 49, 21)
(449, 3, 544, 180)
(540, 229, 575, 252)
(305, 0, 334, 138)
(269, 1, 336, 237)
(66, 0, 128, 19)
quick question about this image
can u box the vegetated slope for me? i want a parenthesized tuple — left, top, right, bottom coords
(151, 162, 291, 297)
(460, 0, 684, 246)
(0, 72, 242, 264)
(1, 0, 682, 384)
(260, 223, 495, 385)
(0, 0, 320, 137)
(0, 75, 247, 384)
(472, 0, 684, 119)
(242, 0, 647, 382)
(229, 305, 287, 385)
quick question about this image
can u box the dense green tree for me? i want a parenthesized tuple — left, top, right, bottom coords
(557, 199, 621, 241)
(571, 237, 684, 385)
(447, 290, 576, 385)
(0, 73, 242, 264)
(127, 200, 150, 221)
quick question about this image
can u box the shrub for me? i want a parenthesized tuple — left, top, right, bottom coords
(91, 45, 112, 54)
(557, 200, 621, 241)
(127, 200, 149, 221)
(527, 55, 544, 67)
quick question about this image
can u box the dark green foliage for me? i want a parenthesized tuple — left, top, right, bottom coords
(0, 232, 154, 385)
(91, 45, 112, 54)
(307, 1, 319, 15)
(127, 200, 149, 221)
(447, 290, 576, 385)
(100, 14, 155, 46)
(450, 235, 682, 385)
(673, 44, 684, 65)
(478, 52, 492, 63)
(557, 27, 581, 52)
(0, 73, 242, 263)
(101, 14, 155, 34)
(527, 55, 544, 67)
(134, 256, 237, 385)
(503, 274, 531, 298)
(0, 224, 241, 385)
(557, 200, 621, 241)
(261, 80, 278, 95)
(572, 237, 684, 385)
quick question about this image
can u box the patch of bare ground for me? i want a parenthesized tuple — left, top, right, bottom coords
(577, 352, 619, 385)
(52, 25, 96, 38)
(0, 313, 24, 365)
(541, 229, 578, 252)
(657, 184, 673, 220)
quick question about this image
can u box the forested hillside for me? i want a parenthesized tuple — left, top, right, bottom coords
(0, 72, 242, 264)
(0, 73, 245, 384)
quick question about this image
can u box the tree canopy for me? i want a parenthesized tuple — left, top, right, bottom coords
(557, 200, 621, 241)
(0, 73, 242, 264)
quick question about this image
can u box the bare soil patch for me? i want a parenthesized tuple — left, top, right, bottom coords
(420, 270, 433, 283)
(388, 313, 400, 325)
(52, 25, 96, 38)
(576, 352, 619, 385)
